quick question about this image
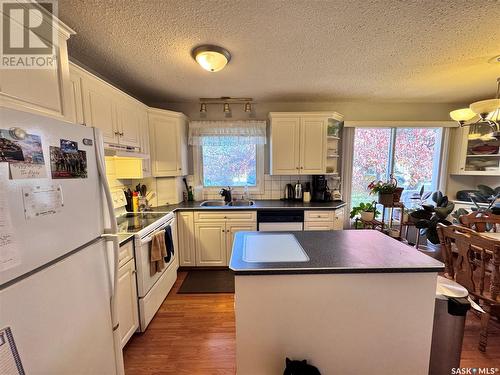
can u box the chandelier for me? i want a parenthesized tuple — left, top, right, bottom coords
(449, 77, 500, 139)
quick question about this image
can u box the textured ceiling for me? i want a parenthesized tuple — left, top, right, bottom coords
(58, 0, 500, 104)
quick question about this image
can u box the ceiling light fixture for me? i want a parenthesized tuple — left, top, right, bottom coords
(198, 97, 255, 116)
(450, 77, 500, 139)
(191, 45, 231, 72)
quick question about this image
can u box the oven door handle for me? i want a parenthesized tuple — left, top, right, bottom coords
(140, 230, 164, 245)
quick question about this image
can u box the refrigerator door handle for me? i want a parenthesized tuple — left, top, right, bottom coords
(94, 128, 124, 375)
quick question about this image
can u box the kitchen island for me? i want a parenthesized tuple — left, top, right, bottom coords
(229, 230, 444, 375)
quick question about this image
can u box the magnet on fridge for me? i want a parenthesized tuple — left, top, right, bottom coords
(60, 139, 78, 154)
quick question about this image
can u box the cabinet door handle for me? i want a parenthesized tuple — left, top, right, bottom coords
(119, 132, 124, 136)
(300, 166, 304, 169)
(178, 168, 182, 170)
(114, 131, 120, 136)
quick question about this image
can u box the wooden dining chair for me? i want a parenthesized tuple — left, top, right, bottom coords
(437, 223, 500, 352)
(459, 211, 500, 233)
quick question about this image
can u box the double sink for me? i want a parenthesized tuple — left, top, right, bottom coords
(200, 200, 255, 207)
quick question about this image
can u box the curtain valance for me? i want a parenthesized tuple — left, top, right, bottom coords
(188, 120, 267, 146)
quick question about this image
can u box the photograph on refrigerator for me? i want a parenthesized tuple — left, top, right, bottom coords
(49, 146, 88, 179)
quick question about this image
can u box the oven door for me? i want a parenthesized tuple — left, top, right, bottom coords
(134, 217, 176, 298)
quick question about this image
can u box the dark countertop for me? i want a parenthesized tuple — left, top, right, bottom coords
(118, 233, 134, 246)
(229, 230, 444, 275)
(150, 199, 346, 212)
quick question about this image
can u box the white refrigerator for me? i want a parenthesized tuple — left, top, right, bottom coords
(0, 108, 124, 374)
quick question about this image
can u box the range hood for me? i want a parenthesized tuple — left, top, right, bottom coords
(104, 143, 149, 159)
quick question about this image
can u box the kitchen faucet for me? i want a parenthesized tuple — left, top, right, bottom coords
(220, 187, 232, 203)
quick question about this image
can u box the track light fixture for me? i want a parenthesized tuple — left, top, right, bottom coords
(198, 97, 255, 116)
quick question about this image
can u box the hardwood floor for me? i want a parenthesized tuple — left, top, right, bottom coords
(123, 272, 500, 374)
(123, 272, 235, 374)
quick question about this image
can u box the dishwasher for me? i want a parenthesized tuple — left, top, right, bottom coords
(257, 210, 304, 231)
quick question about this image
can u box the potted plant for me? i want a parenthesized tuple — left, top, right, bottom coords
(368, 178, 398, 206)
(409, 186, 432, 223)
(393, 187, 405, 203)
(350, 201, 380, 222)
(409, 191, 454, 258)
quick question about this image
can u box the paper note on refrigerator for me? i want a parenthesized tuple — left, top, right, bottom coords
(9, 163, 47, 179)
(22, 185, 64, 220)
(0, 182, 20, 272)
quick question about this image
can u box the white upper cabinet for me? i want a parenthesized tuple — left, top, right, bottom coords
(0, 6, 75, 121)
(148, 108, 188, 177)
(73, 63, 143, 150)
(300, 117, 327, 174)
(116, 98, 143, 148)
(270, 117, 301, 174)
(81, 75, 117, 142)
(448, 125, 500, 176)
(270, 112, 342, 175)
(139, 110, 152, 177)
(68, 69, 84, 125)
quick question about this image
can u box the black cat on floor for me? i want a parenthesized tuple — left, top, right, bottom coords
(283, 357, 321, 375)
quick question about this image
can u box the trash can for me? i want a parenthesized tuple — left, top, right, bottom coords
(429, 276, 471, 375)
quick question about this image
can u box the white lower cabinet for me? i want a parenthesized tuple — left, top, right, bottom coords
(117, 257, 139, 348)
(333, 208, 345, 230)
(178, 211, 257, 267)
(177, 212, 196, 266)
(194, 222, 227, 266)
(304, 222, 335, 231)
(304, 209, 344, 231)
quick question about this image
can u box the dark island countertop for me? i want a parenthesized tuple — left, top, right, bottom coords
(150, 199, 346, 212)
(229, 230, 444, 275)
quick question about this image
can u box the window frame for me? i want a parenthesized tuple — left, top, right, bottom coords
(193, 142, 265, 195)
(343, 125, 449, 226)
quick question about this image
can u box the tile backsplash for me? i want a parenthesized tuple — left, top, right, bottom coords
(185, 174, 341, 201)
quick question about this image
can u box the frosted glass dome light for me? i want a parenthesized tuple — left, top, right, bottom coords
(192, 45, 231, 72)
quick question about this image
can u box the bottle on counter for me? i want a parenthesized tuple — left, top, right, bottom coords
(132, 191, 139, 212)
(303, 182, 311, 203)
(187, 186, 194, 201)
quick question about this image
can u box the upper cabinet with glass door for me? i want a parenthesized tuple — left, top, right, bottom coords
(269, 112, 344, 175)
(449, 124, 500, 176)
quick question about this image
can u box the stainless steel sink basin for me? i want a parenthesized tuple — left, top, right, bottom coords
(199, 200, 227, 207)
(227, 200, 255, 206)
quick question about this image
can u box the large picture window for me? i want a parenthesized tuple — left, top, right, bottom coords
(351, 127, 443, 208)
(189, 120, 266, 191)
(201, 136, 258, 187)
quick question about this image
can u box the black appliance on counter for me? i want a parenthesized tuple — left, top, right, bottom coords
(312, 175, 331, 202)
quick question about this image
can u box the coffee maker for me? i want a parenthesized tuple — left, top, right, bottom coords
(312, 175, 329, 202)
